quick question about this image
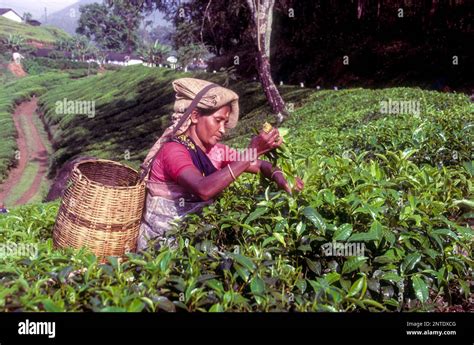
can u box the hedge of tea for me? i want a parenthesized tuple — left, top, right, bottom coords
(0, 84, 472, 312)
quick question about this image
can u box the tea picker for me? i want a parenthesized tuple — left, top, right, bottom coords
(0, 203, 9, 213)
(52, 78, 306, 258)
(136, 78, 305, 251)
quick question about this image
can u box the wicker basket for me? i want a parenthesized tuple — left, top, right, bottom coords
(53, 159, 146, 261)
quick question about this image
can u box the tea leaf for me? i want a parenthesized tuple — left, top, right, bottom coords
(347, 275, 366, 298)
(127, 299, 145, 312)
(342, 257, 367, 275)
(380, 272, 403, 283)
(42, 299, 63, 312)
(296, 279, 307, 293)
(273, 232, 286, 247)
(209, 303, 224, 312)
(361, 299, 386, 310)
(303, 207, 326, 234)
(245, 207, 269, 224)
(100, 306, 127, 312)
(431, 228, 459, 240)
(411, 275, 428, 303)
(250, 276, 265, 296)
(295, 221, 306, 237)
(401, 253, 422, 274)
(306, 258, 321, 275)
(155, 296, 176, 312)
(333, 224, 353, 241)
(230, 254, 256, 271)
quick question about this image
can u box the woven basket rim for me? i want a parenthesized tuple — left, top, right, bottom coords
(73, 158, 144, 190)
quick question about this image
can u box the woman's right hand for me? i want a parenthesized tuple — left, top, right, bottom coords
(248, 128, 283, 157)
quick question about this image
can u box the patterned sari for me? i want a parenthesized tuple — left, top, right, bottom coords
(137, 135, 217, 251)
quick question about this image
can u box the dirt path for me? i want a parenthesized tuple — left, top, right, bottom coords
(0, 97, 49, 206)
(7, 62, 27, 77)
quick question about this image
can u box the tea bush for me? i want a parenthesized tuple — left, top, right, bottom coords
(23, 58, 99, 76)
(1, 84, 472, 312)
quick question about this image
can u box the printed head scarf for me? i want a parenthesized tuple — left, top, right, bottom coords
(141, 78, 239, 174)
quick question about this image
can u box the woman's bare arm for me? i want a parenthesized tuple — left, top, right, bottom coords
(245, 159, 274, 179)
(177, 129, 283, 201)
(177, 160, 251, 200)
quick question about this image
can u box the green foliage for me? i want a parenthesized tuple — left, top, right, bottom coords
(1, 81, 472, 311)
(23, 57, 98, 75)
(37, 65, 308, 178)
(0, 16, 70, 45)
(76, 1, 143, 52)
(138, 40, 171, 66)
(2, 33, 25, 52)
(177, 43, 209, 69)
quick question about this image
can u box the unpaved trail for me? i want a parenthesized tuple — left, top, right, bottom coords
(0, 97, 49, 206)
(7, 62, 27, 77)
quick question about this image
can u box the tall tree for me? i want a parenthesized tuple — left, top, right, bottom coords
(105, 0, 146, 53)
(172, 21, 199, 50)
(246, 0, 288, 122)
(177, 42, 209, 71)
(69, 35, 96, 62)
(77, 1, 145, 52)
(77, 3, 127, 51)
(139, 40, 171, 66)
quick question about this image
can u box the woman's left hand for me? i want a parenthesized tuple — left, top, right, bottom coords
(273, 173, 304, 194)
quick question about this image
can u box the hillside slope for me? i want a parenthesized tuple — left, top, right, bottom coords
(0, 16, 70, 45)
(38, 65, 313, 178)
(0, 74, 472, 312)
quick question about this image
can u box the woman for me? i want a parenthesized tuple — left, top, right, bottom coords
(137, 78, 304, 251)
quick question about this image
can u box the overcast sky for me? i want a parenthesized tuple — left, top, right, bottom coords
(0, 0, 83, 18)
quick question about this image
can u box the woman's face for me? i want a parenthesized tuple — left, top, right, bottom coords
(192, 105, 230, 148)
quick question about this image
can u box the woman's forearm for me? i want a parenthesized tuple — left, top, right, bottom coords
(196, 160, 251, 200)
(181, 159, 282, 201)
(259, 160, 275, 180)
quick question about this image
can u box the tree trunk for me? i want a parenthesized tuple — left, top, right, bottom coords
(246, 0, 288, 123)
(256, 53, 286, 121)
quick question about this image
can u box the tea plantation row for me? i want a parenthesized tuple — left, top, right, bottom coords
(0, 70, 472, 311)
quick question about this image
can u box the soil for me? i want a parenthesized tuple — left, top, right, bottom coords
(0, 97, 49, 206)
(7, 62, 27, 77)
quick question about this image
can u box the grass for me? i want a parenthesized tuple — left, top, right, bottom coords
(0, 16, 70, 44)
(25, 109, 53, 205)
(4, 162, 39, 206)
(32, 107, 53, 154)
(27, 178, 51, 204)
(18, 114, 35, 153)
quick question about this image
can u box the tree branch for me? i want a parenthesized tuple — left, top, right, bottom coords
(200, 0, 213, 44)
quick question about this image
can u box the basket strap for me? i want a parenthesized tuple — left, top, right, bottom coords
(139, 83, 219, 182)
